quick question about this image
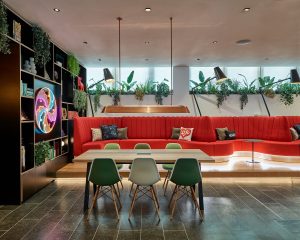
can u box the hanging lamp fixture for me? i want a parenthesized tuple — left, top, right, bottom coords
(117, 17, 122, 104)
(170, 17, 173, 105)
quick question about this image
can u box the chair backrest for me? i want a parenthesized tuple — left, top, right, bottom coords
(88, 158, 121, 186)
(166, 143, 182, 149)
(129, 158, 160, 186)
(134, 143, 151, 149)
(104, 143, 121, 150)
(170, 158, 201, 186)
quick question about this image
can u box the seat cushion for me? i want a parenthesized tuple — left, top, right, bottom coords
(82, 140, 120, 152)
(162, 164, 174, 171)
(119, 139, 170, 149)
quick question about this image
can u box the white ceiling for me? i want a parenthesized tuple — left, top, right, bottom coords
(5, 0, 300, 67)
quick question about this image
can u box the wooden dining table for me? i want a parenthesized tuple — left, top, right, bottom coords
(73, 149, 214, 212)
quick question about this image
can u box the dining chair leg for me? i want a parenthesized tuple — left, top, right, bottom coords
(113, 185, 122, 209)
(152, 185, 160, 209)
(162, 171, 169, 188)
(87, 186, 100, 219)
(189, 186, 197, 208)
(128, 185, 139, 219)
(111, 186, 120, 220)
(170, 186, 179, 220)
(116, 183, 121, 197)
(168, 185, 178, 208)
(150, 185, 160, 219)
(120, 180, 124, 189)
(190, 186, 202, 219)
(129, 182, 135, 197)
(164, 178, 170, 196)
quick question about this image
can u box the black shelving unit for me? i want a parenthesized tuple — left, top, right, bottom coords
(0, 5, 86, 204)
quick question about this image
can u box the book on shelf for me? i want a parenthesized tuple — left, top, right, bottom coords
(26, 88, 34, 97)
(13, 20, 21, 42)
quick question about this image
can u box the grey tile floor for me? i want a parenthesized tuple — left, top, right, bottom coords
(1, 178, 300, 240)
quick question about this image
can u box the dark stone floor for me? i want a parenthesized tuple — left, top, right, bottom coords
(1, 178, 300, 240)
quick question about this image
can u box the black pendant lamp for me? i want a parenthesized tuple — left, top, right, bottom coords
(103, 68, 114, 83)
(214, 67, 228, 83)
(290, 69, 300, 84)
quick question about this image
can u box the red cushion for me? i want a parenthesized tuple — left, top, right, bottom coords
(121, 117, 167, 139)
(82, 140, 120, 153)
(165, 117, 215, 142)
(74, 117, 122, 156)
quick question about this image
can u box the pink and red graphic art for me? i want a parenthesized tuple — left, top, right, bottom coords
(35, 87, 57, 134)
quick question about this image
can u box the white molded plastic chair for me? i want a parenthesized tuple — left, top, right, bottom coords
(128, 158, 160, 219)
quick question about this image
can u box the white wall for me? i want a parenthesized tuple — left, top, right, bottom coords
(87, 66, 300, 117)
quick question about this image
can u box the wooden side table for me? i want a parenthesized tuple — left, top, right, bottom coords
(244, 139, 263, 163)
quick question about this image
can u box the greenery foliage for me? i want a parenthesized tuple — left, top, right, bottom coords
(121, 71, 137, 92)
(32, 25, 51, 67)
(155, 79, 170, 105)
(67, 54, 80, 77)
(108, 88, 121, 106)
(73, 89, 87, 114)
(0, 0, 10, 54)
(135, 84, 145, 101)
(35, 142, 51, 166)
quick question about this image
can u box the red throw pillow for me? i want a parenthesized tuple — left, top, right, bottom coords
(179, 127, 194, 141)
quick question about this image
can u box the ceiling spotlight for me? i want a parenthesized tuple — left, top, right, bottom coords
(243, 7, 251, 12)
(83, 41, 88, 44)
(145, 8, 151, 12)
(212, 41, 218, 44)
(236, 39, 252, 45)
(53, 8, 60, 12)
(98, 58, 102, 61)
(196, 58, 200, 61)
(145, 58, 149, 61)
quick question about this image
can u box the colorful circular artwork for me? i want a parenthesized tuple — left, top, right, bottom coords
(35, 87, 57, 134)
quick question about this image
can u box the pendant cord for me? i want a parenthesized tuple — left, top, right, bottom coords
(170, 17, 173, 105)
(117, 17, 122, 99)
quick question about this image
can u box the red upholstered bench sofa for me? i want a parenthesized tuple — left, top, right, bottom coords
(74, 116, 300, 162)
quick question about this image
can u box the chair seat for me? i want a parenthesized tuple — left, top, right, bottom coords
(117, 164, 123, 170)
(162, 164, 174, 171)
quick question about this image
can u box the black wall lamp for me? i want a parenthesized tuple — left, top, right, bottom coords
(260, 69, 300, 116)
(192, 67, 228, 116)
(87, 68, 115, 116)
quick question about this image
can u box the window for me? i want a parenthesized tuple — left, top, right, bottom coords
(262, 67, 295, 81)
(226, 67, 260, 85)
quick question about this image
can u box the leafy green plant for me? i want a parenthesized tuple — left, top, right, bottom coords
(67, 54, 80, 77)
(215, 82, 230, 108)
(73, 89, 87, 115)
(93, 81, 105, 112)
(155, 79, 170, 105)
(144, 79, 157, 94)
(277, 83, 297, 106)
(121, 71, 137, 92)
(0, 0, 10, 54)
(238, 74, 257, 110)
(190, 71, 212, 94)
(35, 142, 51, 166)
(108, 87, 121, 105)
(32, 25, 51, 67)
(135, 84, 145, 101)
(258, 76, 276, 98)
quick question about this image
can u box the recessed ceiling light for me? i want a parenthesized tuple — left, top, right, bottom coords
(265, 57, 269, 61)
(83, 41, 88, 44)
(243, 7, 251, 12)
(196, 58, 200, 61)
(212, 41, 218, 44)
(145, 41, 150, 45)
(98, 58, 101, 61)
(145, 58, 149, 61)
(145, 8, 151, 12)
(53, 8, 60, 12)
(236, 39, 252, 45)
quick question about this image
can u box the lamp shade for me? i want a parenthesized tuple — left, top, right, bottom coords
(103, 68, 114, 83)
(214, 67, 228, 83)
(290, 69, 300, 84)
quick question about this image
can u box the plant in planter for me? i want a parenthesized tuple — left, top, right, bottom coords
(144, 79, 157, 94)
(277, 83, 296, 106)
(215, 82, 230, 108)
(67, 54, 80, 77)
(190, 71, 212, 94)
(92, 81, 105, 112)
(0, 0, 10, 54)
(35, 142, 51, 166)
(121, 70, 137, 93)
(155, 79, 170, 105)
(237, 74, 257, 110)
(108, 87, 121, 106)
(32, 25, 51, 67)
(258, 76, 276, 98)
(135, 84, 145, 101)
(73, 89, 87, 115)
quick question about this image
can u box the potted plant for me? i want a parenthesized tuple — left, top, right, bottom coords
(155, 79, 170, 105)
(135, 84, 145, 102)
(67, 54, 80, 77)
(73, 89, 87, 116)
(32, 25, 51, 67)
(0, 0, 10, 54)
(35, 142, 51, 166)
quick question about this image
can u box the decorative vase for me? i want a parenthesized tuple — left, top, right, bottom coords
(23, 60, 31, 72)
(30, 58, 37, 75)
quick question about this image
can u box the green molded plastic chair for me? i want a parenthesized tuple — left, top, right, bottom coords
(128, 158, 160, 219)
(104, 143, 123, 190)
(169, 158, 202, 220)
(129, 143, 152, 196)
(162, 143, 182, 196)
(87, 158, 122, 219)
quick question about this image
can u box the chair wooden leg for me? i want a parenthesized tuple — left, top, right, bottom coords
(162, 171, 169, 188)
(190, 186, 202, 219)
(113, 185, 122, 209)
(87, 186, 100, 219)
(170, 186, 179, 220)
(116, 183, 121, 197)
(129, 182, 135, 197)
(120, 180, 124, 189)
(128, 185, 139, 219)
(150, 186, 160, 219)
(168, 185, 178, 208)
(152, 185, 160, 209)
(164, 178, 170, 196)
(111, 186, 120, 220)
